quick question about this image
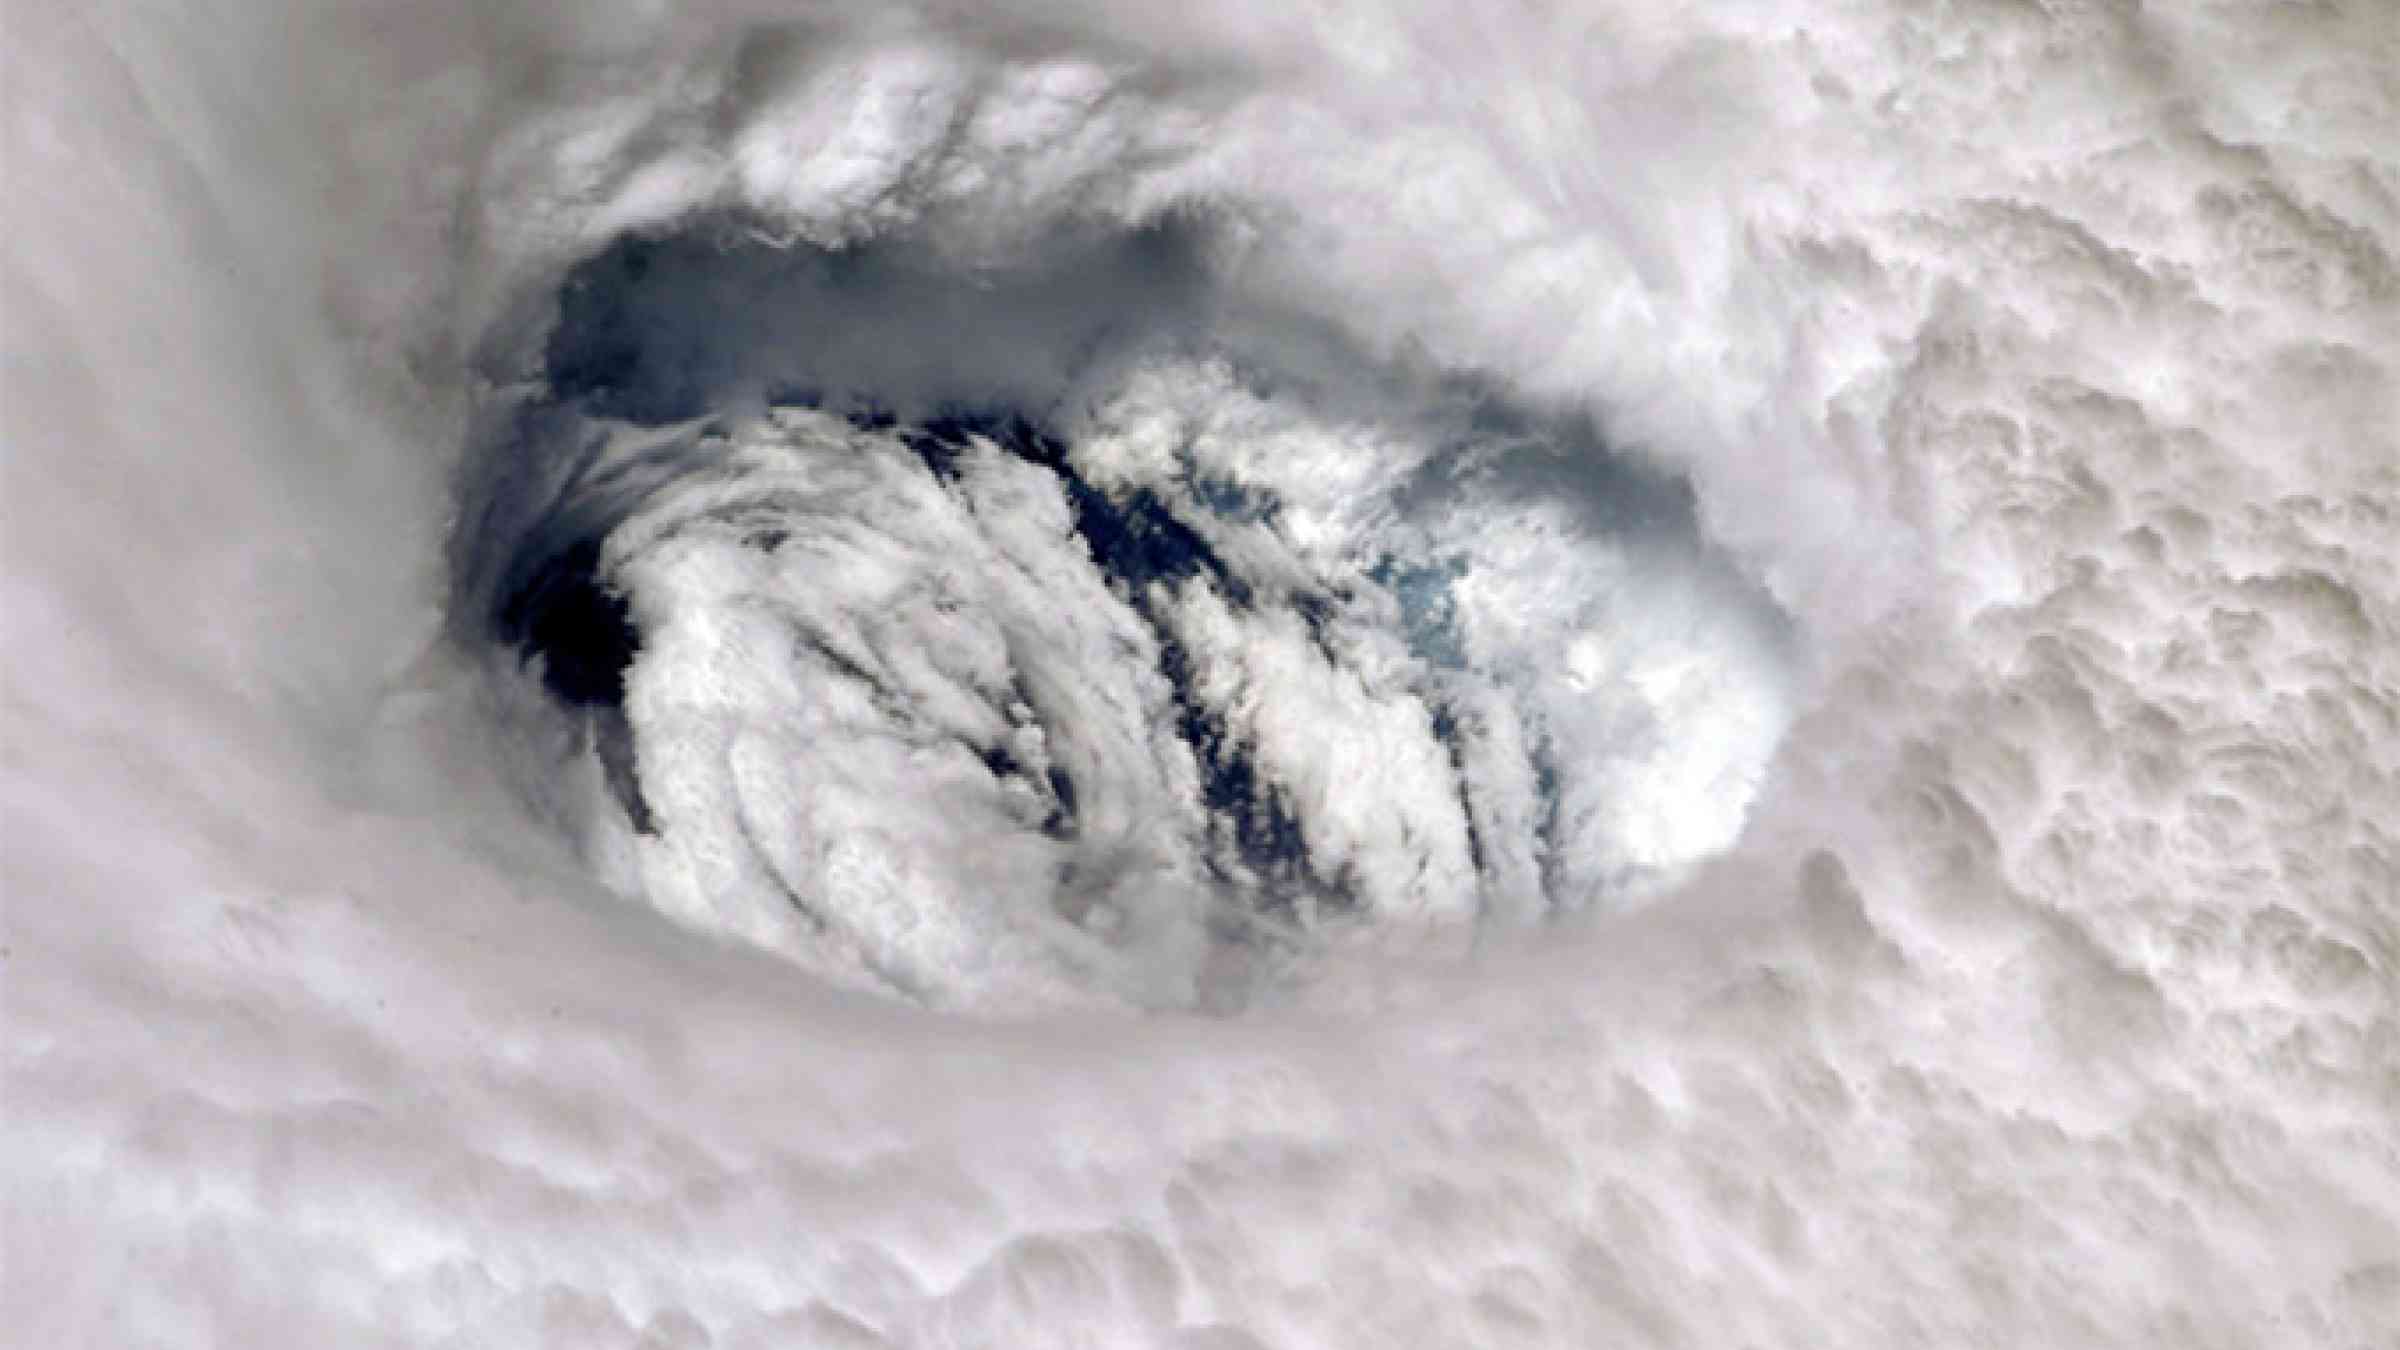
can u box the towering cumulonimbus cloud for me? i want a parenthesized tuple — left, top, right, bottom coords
(6, 0, 2397, 1346)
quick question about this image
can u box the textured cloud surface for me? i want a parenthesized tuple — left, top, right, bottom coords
(6, 0, 2398, 1346)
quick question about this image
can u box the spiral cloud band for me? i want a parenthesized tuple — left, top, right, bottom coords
(6, 0, 2396, 1345)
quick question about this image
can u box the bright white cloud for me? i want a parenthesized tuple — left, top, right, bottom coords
(6, 0, 2396, 1345)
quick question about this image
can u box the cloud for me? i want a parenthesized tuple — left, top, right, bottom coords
(6, 0, 2396, 1344)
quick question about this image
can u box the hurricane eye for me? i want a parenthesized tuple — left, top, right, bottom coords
(450, 219, 1798, 1010)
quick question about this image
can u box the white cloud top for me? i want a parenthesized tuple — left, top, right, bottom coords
(6, 0, 2395, 1344)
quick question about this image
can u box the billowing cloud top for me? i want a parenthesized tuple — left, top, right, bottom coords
(5, 0, 2397, 1345)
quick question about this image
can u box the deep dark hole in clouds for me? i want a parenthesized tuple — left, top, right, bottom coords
(496, 535, 640, 711)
